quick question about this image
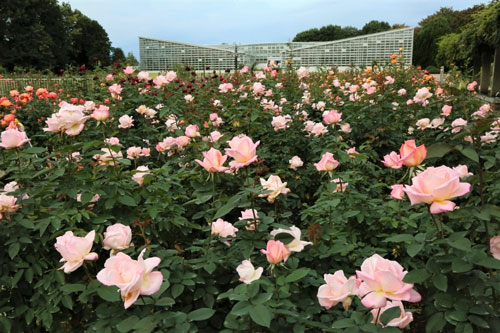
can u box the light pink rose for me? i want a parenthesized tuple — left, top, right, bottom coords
(252, 82, 265, 95)
(289, 156, 303, 170)
(346, 147, 358, 158)
(430, 117, 445, 129)
(322, 110, 342, 124)
(453, 165, 472, 178)
(132, 166, 151, 186)
(123, 66, 135, 75)
(272, 115, 292, 131)
(84, 101, 96, 112)
(391, 184, 405, 200)
(109, 84, 123, 99)
(184, 94, 194, 103)
(332, 178, 348, 192)
(413, 87, 432, 104)
(185, 124, 200, 138)
(209, 131, 223, 143)
(105, 74, 113, 81)
(91, 105, 109, 121)
(240, 66, 249, 73)
(105, 137, 121, 146)
(259, 175, 290, 203)
(236, 260, 263, 284)
(211, 218, 238, 238)
(54, 230, 98, 273)
(137, 71, 150, 81)
(260, 240, 290, 264)
(0, 194, 20, 220)
(398, 88, 407, 96)
(225, 135, 260, 169)
(490, 236, 500, 260)
(44, 102, 89, 136)
(366, 86, 377, 95)
(314, 152, 339, 172)
(103, 223, 132, 252)
(384, 76, 395, 85)
(0, 128, 30, 149)
(195, 148, 229, 172)
(311, 123, 328, 137)
(118, 115, 134, 129)
(270, 226, 311, 252)
(175, 136, 190, 149)
(441, 105, 452, 117)
(467, 81, 477, 91)
(416, 118, 431, 130)
(382, 152, 402, 169)
(218, 83, 233, 93)
(451, 118, 467, 133)
(296, 67, 309, 80)
(239, 209, 260, 230)
(404, 165, 470, 214)
(153, 75, 168, 88)
(96, 249, 163, 309)
(399, 140, 426, 167)
(317, 270, 359, 310)
(371, 301, 413, 328)
(165, 70, 177, 82)
(340, 123, 351, 134)
(356, 254, 421, 308)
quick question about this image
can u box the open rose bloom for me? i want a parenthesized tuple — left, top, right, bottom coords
(270, 225, 311, 252)
(0, 128, 30, 149)
(54, 230, 98, 273)
(224, 135, 260, 169)
(403, 166, 470, 214)
(236, 259, 263, 284)
(195, 148, 229, 172)
(259, 175, 290, 203)
(103, 223, 132, 253)
(97, 249, 163, 309)
(371, 301, 413, 328)
(317, 270, 359, 310)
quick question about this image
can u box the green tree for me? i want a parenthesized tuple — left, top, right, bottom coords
(414, 16, 452, 68)
(360, 20, 391, 35)
(126, 52, 139, 66)
(111, 47, 126, 64)
(293, 28, 320, 42)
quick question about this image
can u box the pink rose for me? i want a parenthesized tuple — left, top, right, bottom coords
(185, 124, 200, 138)
(260, 240, 290, 264)
(270, 226, 311, 252)
(0, 128, 30, 149)
(239, 209, 260, 230)
(311, 123, 328, 137)
(416, 118, 430, 130)
(236, 260, 263, 284)
(340, 123, 352, 134)
(289, 156, 303, 170)
(0, 194, 20, 220)
(91, 105, 109, 121)
(132, 166, 151, 186)
(322, 110, 342, 124)
(252, 82, 265, 95)
(259, 175, 290, 203)
(391, 184, 405, 200)
(453, 165, 472, 178)
(490, 236, 500, 260)
(123, 66, 135, 75)
(218, 83, 233, 93)
(296, 67, 309, 80)
(224, 135, 260, 169)
(97, 249, 163, 309)
(451, 118, 467, 133)
(332, 178, 348, 192)
(356, 254, 421, 308)
(44, 102, 89, 136)
(441, 105, 452, 117)
(382, 152, 403, 169)
(184, 94, 194, 103)
(317, 270, 359, 310)
(399, 140, 426, 167)
(103, 223, 132, 253)
(371, 301, 413, 328)
(118, 115, 134, 129)
(314, 152, 339, 172)
(137, 71, 150, 81)
(404, 166, 470, 214)
(211, 218, 238, 238)
(240, 66, 249, 73)
(209, 130, 223, 143)
(272, 115, 292, 131)
(54, 230, 98, 273)
(195, 148, 229, 172)
(105, 74, 113, 81)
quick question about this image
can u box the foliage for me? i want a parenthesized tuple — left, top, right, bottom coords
(1, 59, 500, 332)
(292, 20, 396, 42)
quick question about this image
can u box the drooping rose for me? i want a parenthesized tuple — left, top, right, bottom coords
(195, 148, 229, 172)
(403, 165, 470, 214)
(371, 301, 413, 328)
(314, 152, 339, 172)
(317, 270, 359, 310)
(236, 260, 263, 284)
(54, 230, 98, 273)
(270, 225, 312, 252)
(399, 140, 426, 167)
(260, 240, 290, 264)
(103, 223, 132, 253)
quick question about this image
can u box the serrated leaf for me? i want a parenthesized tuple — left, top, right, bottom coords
(8, 243, 20, 259)
(97, 285, 120, 302)
(426, 312, 446, 332)
(380, 305, 401, 326)
(284, 268, 310, 283)
(118, 195, 136, 206)
(403, 268, 429, 283)
(249, 304, 271, 328)
(432, 274, 448, 292)
(187, 308, 216, 321)
(116, 316, 139, 332)
(426, 143, 454, 159)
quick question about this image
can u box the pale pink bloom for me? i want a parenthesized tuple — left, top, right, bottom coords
(195, 148, 229, 172)
(165, 70, 177, 82)
(270, 225, 312, 252)
(91, 105, 109, 121)
(400, 140, 426, 167)
(54, 230, 98, 273)
(103, 223, 132, 253)
(44, 102, 89, 136)
(0, 194, 20, 220)
(317, 270, 359, 310)
(137, 71, 150, 81)
(451, 118, 467, 133)
(94, 148, 123, 166)
(332, 178, 348, 193)
(207, 131, 222, 143)
(175, 136, 190, 149)
(143, 107, 157, 118)
(127, 147, 143, 159)
(384, 76, 395, 85)
(264, 89, 273, 97)
(289, 156, 303, 170)
(219, 83, 233, 93)
(346, 147, 359, 158)
(209, 113, 218, 121)
(123, 66, 135, 75)
(272, 115, 292, 131)
(416, 118, 431, 130)
(480, 103, 491, 114)
(118, 115, 134, 129)
(211, 218, 238, 238)
(184, 94, 194, 103)
(322, 110, 342, 124)
(398, 88, 407, 96)
(240, 65, 249, 73)
(467, 81, 477, 91)
(404, 165, 470, 214)
(453, 165, 472, 178)
(3, 181, 19, 193)
(236, 260, 263, 284)
(155, 137, 176, 152)
(239, 209, 260, 230)
(141, 148, 150, 157)
(406, 99, 414, 105)
(84, 101, 96, 112)
(311, 123, 328, 137)
(413, 87, 432, 104)
(490, 236, 500, 260)
(96, 249, 163, 309)
(366, 86, 377, 95)
(260, 240, 290, 264)
(430, 117, 445, 129)
(464, 136, 473, 143)
(408, 126, 415, 134)
(391, 184, 405, 200)
(296, 67, 309, 80)
(153, 75, 168, 88)
(481, 131, 498, 145)
(252, 82, 265, 95)
(255, 71, 266, 79)
(382, 152, 403, 169)
(316, 101, 326, 111)
(185, 124, 200, 138)
(332, 79, 340, 87)
(314, 152, 339, 172)
(303, 121, 316, 133)
(109, 84, 123, 99)
(371, 301, 413, 328)
(105, 74, 113, 81)
(259, 175, 290, 203)
(441, 105, 452, 117)
(132, 166, 151, 186)
(356, 254, 421, 308)
(225, 135, 260, 169)
(0, 128, 30, 149)
(165, 116, 178, 131)
(340, 123, 351, 134)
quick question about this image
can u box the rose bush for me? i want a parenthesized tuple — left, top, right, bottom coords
(1, 58, 500, 332)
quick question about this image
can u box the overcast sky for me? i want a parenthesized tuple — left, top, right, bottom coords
(64, 0, 486, 58)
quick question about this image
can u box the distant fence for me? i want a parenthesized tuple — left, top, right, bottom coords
(0, 77, 97, 96)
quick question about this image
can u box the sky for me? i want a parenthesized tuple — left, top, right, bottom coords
(64, 0, 487, 59)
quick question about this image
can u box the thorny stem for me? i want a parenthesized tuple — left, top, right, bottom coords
(431, 213, 444, 239)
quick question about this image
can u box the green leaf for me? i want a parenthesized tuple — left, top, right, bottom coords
(187, 308, 216, 321)
(8, 243, 20, 259)
(432, 274, 448, 292)
(426, 312, 446, 332)
(23, 147, 46, 154)
(0, 317, 11, 333)
(331, 318, 356, 329)
(213, 197, 240, 219)
(468, 315, 490, 328)
(97, 285, 120, 302)
(403, 268, 429, 283)
(451, 259, 473, 273)
(171, 284, 184, 298)
(476, 257, 500, 269)
(61, 284, 86, 293)
(384, 234, 414, 243)
(156, 297, 175, 306)
(459, 147, 479, 163)
(380, 305, 401, 326)
(118, 195, 136, 206)
(132, 316, 157, 333)
(116, 316, 139, 332)
(447, 237, 471, 252)
(284, 268, 310, 283)
(231, 301, 250, 316)
(407, 242, 424, 257)
(426, 143, 454, 159)
(249, 304, 271, 328)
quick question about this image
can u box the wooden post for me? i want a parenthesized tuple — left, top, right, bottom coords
(491, 45, 500, 97)
(480, 50, 493, 95)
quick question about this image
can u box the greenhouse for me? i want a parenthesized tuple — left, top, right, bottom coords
(139, 27, 414, 71)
